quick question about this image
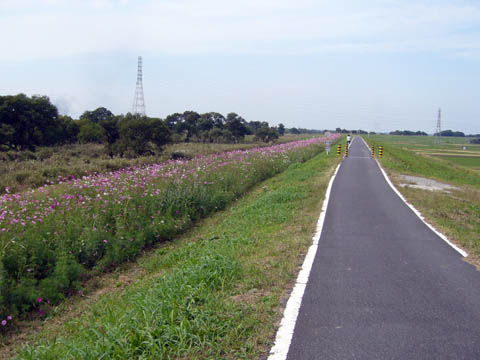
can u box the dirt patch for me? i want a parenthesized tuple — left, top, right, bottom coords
(398, 175, 460, 193)
(230, 288, 272, 305)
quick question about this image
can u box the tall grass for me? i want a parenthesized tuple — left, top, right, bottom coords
(12, 141, 340, 359)
(0, 136, 339, 327)
(19, 253, 242, 359)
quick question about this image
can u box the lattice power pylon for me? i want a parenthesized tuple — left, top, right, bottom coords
(434, 108, 441, 144)
(132, 56, 146, 116)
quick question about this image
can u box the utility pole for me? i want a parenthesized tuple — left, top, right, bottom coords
(132, 56, 146, 116)
(434, 108, 441, 144)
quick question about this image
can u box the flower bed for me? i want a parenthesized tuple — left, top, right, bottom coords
(0, 136, 339, 325)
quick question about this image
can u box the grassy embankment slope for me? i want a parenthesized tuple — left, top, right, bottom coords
(363, 135, 480, 257)
(3, 143, 343, 359)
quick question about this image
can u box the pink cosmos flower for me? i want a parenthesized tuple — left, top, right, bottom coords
(1, 320, 6, 326)
(7, 316, 12, 320)
(37, 297, 43, 303)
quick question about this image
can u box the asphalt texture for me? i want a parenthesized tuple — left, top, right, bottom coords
(286, 137, 480, 360)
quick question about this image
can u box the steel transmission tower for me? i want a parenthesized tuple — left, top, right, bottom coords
(434, 108, 441, 144)
(132, 56, 146, 116)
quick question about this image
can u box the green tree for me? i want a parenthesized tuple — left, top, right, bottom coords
(115, 115, 171, 156)
(99, 116, 120, 156)
(198, 114, 215, 132)
(80, 107, 114, 124)
(277, 123, 285, 136)
(208, 112, 226, 129)
(59, 116, 80, 144)
(165, 113, 183, 133)
(248, 121, 264, 133)
(197, 114, 216, 142)
(149, 118, 171, 151)
(178, 111, 200, 142)
(254, 127, 279, 142)
(0, 123, 15, 150)
(225, 113, 250, 142)
(0, 94, 60, 150)
(77, 120, 105, 144)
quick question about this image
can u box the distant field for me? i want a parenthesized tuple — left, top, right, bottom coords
(368, 134, 480, 171)
(432, 155, 480, 169)
(369, 134, 478, 146)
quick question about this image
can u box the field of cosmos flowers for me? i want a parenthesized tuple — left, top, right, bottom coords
(0, 135, 339, 327)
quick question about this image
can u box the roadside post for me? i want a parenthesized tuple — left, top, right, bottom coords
(378, 146, 383, 158)
(325, 140, 331, 155)
(337, 144, 341, 156)
(371, 144, 375, 158)
(345, 143, 349, 157)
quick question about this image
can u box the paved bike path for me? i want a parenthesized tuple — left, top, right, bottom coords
(286, 137, 480, 359)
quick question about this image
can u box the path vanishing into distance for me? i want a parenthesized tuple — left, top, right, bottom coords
(271, 136, 480, 360)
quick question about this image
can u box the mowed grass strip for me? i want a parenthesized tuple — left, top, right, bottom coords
(433, 155, 480, 169)
(12, 152, 339, 359)
(363, 135, 480, 258)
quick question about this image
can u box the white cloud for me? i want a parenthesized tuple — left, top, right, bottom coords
(1, 0, 480, 60)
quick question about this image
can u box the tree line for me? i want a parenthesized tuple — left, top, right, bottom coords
(0, 94, 291, 156)
(389, 130, 428, 136)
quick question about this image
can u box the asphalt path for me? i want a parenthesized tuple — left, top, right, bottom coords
(286, 137, 480, 359)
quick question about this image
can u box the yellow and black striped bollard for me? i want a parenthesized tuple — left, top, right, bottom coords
(378, 146, 383, 158)
(337, 144, 342, 156)
(345, 144, 349, 157)
(371, 144, 375, 158)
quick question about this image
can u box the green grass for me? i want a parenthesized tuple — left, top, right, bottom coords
(363, 135, 480, 257)
(369, 134, 478, 147)
(398, 187, 480, 255)
(364, 136, 479, 188)
(367, 135, 480, 155)
(433, 155, 480, 169)
(8, 149, 340, 359)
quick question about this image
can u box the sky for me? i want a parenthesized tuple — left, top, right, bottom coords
(1, 0, 479, 134)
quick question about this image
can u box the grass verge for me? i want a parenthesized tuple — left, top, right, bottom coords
(3, 150, 340, 359)
(363, 135, 480, 259)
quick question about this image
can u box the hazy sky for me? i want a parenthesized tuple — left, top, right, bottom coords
(1, 0, 479, 133)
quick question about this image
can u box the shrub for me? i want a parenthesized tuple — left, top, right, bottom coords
(78, 121, 105, 144)
(170, 151, 193, 160)
(114, 116, 171, 156)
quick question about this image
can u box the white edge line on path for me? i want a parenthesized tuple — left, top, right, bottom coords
(358, 136, 468, 258)
(268, 162, 342, 360)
